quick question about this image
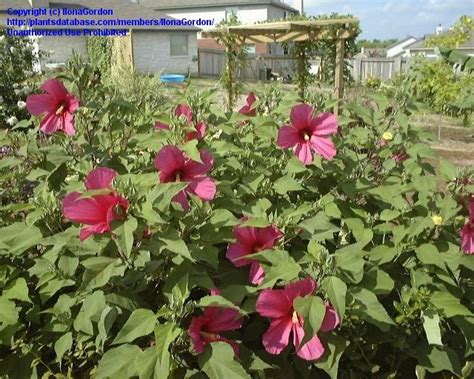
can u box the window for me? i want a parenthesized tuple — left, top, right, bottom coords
(283, 11, 287, 19)
(170, 34, 188, 56)
(244, 44, 256, 54)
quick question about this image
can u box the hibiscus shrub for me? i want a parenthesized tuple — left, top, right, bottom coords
(0, 59, 473, 379)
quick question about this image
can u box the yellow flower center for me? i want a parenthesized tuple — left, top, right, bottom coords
(304, 134, 310, 141)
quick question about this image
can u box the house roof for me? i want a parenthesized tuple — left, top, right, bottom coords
(0, 0, 200, 31)
(142, 0, 298, 13)
(409, 31, 474, 51)
(386, 36, 416, 50)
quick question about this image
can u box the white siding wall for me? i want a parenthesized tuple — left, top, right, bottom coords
(132, 30, 198, 75)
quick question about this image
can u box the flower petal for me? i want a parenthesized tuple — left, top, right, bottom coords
(249, 261, 265, 285)
(277, 126, 301, 149)
(262, 318, 293, 355)
(39, 112, 61, 134)
(62, 194, 107, 225)
(79, 223, 109, 241)
(309, 136, 336, 160)
(461, 223, 474, 254)
(226, 243, 253, 267)
(284, 277, 316, 302)
(184, 150, 214, 178)
(195, 121, 206, 139)
(187, 176, 216, 201)
(85, 167, 117, 190)
(26, 94, 54, 115)
(311, 112, 338, 136)
(155, 145, 185, 180)
(154, 121, 170, 130)
(320, 303, 340, 333)
(172, 190, 190, 212)
(41, 79, 68, 99)
(205, 307, 243, 333)
(290, 103, 313, 130)
(256, 288, 292, 318)
(62, 112, 76, 136)
(175, 104, 193, 124)
(294, 142, 313, 165)
(188, 315, 207, 354)
(255, 225, 283, 250)
(293, 323, 325, 361)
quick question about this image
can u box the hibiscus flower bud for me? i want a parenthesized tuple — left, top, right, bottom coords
(431, 215, 443, 226)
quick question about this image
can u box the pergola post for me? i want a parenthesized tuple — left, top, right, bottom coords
(334, 38, 345, 115)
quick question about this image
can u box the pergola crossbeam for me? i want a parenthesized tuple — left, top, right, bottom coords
(203, 18, 359, 112)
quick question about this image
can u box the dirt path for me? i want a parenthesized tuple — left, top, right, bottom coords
(411, 114, 473, 167)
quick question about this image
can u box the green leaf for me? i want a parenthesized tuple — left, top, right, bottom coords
(415, 345, 462, 376)
(113, 216, 137, 258)
(3, 278, 31, 303)
(415, 244, 446, 270)
(181, 139, 202, 162)
(422, 310, 443, 346)
(0, 223, 42, 255)
(81, 257, 126, 291)
(322, 276, 347, 320)
(54, 332, 72, 362)
(112, 309, 157, 345)
(0, 297, 18, 327)
(293, 295, 326, 347)
(349, 287, 394, 331)
(315, 334, 349, 378)
(199, 295, 244, 314)
(359, 267, 394, 295)
(96, 344, 142, 379)
(430, 291, 472, 318)
(199, 342, 250, 379)
(273, 175, 303, 195)
(154, 322, 180, 377)
(160, 232, 194, 261)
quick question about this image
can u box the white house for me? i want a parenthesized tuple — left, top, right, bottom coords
(386, 36, 417, 58)
(1, 0, 200, 75)
(142, 0, 301, 54)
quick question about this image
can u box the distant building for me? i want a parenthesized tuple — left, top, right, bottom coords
(406, 31, 474, 58)
(0, 0, 200, 75)
(386, 36, 417, 58)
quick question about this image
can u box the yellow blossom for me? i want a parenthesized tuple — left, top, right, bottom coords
(431, 215, 443, 226)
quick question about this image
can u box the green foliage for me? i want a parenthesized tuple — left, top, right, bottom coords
(0, 27, 39, 129)
(401, 56, 474, 117)
(426, 15, 473, 49)
(214, 15, 247, 111)
(87, 36, 112, 77)
(356, 38, 399, 49)
(281, 13, 360, 99)
(0, 53, 472, 379)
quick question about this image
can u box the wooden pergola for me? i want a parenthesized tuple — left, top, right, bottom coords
(202, 18, 359, 112)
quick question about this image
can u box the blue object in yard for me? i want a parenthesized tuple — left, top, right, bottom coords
(160, 74, 185, 83)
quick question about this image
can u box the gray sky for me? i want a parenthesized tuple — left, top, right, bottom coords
(287, 0, 474, 39)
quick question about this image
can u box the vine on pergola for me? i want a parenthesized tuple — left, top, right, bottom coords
(214, 15, 248, 111)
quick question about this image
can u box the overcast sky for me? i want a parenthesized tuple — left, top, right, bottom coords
(289, 0, 474, 40)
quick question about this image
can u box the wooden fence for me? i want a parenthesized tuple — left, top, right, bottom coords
(198, 48, 408, 83)
(349, 57, 408, 82)
(198, 48, 298, 80)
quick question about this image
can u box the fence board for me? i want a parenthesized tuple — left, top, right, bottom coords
(349, 57, 408, 82)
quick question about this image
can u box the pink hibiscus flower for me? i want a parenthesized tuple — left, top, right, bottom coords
(226, 221, 283, 285)
(239, 92, 257, 117)
(62, 167, 129, 241)
(26, 79, 79, 136)
(154, 145, 216, 211)
(461, 200, 474, 254)
(155, 104, 206, 141)
(256, 277, 340, 361)
(277, 104, 338, 165)
(188, 290, 243, 355)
